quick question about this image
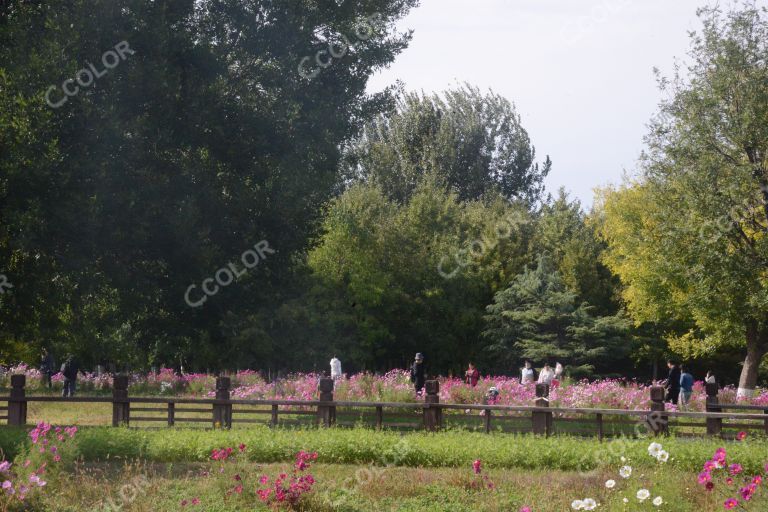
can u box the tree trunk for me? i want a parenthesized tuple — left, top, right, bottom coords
(737, 321, 768, 398)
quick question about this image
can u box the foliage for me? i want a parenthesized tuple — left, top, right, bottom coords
(341, 84, 551, 203)
(597, 4, 768, 390)
(0, 0, 418, 368)
(483, 255, 630, 375)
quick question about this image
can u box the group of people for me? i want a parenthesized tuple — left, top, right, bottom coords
(663, 360, 716, 408)
(39, 348, 80, 397)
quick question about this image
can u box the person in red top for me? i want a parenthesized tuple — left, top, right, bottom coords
(465, 363, 480, 387)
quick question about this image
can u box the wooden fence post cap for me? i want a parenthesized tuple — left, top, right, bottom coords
(705, 382, 718, 396)
(113, 375, 129, 389)
(10, 374, 25, 387)
(535, 383, 549, 398)
(318, 378, 334, 393)
(650, 386, 665, 401)
(216, 376, 231, 390)
(425, 380, 439, 395)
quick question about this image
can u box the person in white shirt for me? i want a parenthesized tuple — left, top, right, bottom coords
(538, 364, 555, 385)
(520, 360, 535, 384)
(330, 356, 342, 380)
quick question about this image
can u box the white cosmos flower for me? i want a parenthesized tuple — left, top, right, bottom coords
(656, 450, 669, 463)
(620, 456, 626, 462)
(571, 499, 584, 510)
(619, 466, 632, 478)
(647, 442, 663, 457)
(653, 496, 663, 506)
(582, 498, 597, 510)
(605, 479, 616, 489)
(637, 489, 650, 501)
(623, 498, 629, 503)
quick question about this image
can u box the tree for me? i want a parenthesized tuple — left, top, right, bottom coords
(0, 0, 418, 367)
(483, 255, 629, 377)
(341, 84, 551, 203)
(306, 178, 534, 373)
(533, 189, 620, 315)
(597, 1, 768, 394)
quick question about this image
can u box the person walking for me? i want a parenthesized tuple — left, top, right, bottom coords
(410, 353, 426, 395)
(40, 348, 55, 389)
(520, 360, 536, 385)
(679, 364, 694, 409)
(538, 363, 555, 386)
(61, 355, 79, 397)
(330, 356, 342, 380)
(464, 363, 480, 387)
(664, 360, 681, 405)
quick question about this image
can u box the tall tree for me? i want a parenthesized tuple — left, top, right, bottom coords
(483, 255, 629, 377)
(0, 0, 418, 367)
(597, 2, 768, 394)
(341, 84, 551, 203)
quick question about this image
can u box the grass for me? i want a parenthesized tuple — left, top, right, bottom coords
(2, 425, 767, 473)
(1, 425, 767, 511)
(16, 461, 735, 512)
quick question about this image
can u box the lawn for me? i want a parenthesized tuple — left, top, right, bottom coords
(1, 424, 767, 511)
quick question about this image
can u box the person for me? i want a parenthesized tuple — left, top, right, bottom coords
(679, 364, 694, 409)
(465, 363, 480, 387)
(705, 371, 716, 385)
(664, 360, 681, 405)
(479, 386, 500, 416)
(538, 363, 555, 386)
(61, 355, 79, 397)
(330, 356, 342, 380)
(40, 348, 55, 389)
(520, 360, 536, 384)
(410, 353, 426, 395)
(552, 362, 564, 389)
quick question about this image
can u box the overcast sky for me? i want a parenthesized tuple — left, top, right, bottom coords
(367, 0, 764, 207)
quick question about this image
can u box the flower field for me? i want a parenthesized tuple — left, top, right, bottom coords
(3, 365, 768, 411)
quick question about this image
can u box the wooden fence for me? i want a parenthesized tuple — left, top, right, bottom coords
(1, 375, 767, 440)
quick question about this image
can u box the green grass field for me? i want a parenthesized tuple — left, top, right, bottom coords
(2, 402, 768, 511)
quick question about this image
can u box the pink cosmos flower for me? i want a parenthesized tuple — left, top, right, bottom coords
(473, 459, 482, 474)
(724, 498, 738, 509)
(736, 431, 747, 441)
(520, 508, 532, 512)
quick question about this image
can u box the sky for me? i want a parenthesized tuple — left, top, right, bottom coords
(366, 0, 760, 207)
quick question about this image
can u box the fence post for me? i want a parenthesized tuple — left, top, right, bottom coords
(647, 386, 667, 436)
(213, 376, 232, 428)
(8, 374, 27, 426)
(423, 380, 441, 431)
(317, 378, 335, 427)
(705, 382, 722, 436)
(112, 375, 130, 427)
(532, 383, 551, 436)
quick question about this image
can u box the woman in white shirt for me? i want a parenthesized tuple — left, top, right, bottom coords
(521, 360, 535, 384)
(538, 364, 555, 385)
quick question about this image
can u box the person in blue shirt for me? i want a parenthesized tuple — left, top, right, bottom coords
(679, 364, 694, 408)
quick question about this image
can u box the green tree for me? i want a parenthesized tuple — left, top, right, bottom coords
(306, 178, 533, 373)
(597, 2, 768, 393)
(342, 84, 551, 203)
(483, 255, 629, 377)
(0, 0, 418, 368)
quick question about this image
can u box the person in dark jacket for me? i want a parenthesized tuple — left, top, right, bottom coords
(410, 353, 426, 395)
(664, 360, 681, 405)
(40, 348, 55, 389)
(61, 355, 79, 397)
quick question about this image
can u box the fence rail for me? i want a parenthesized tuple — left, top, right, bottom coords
(2, 375, 766, 439)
